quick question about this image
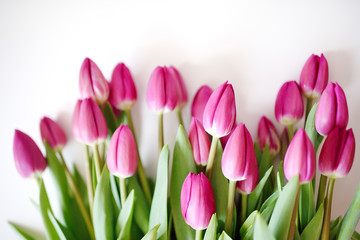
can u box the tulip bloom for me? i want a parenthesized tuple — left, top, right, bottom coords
(284, 129, 315, 184)
(13, 130, 47, 178)
(275, 81, 304, 126)
(107, 124, 138, 178)
(188, 118, 211, 166)
(72, 98, 108, 145)
(236, 160, 259, 194)
(299, 54, 329, 98)
(222, 123, 256, 181)
(79, 58, 109, 105)
(315, 82, 349, 136)
(146, 66, 178, 114)
(40, 117, 67, 152)
(169, 66, 188, 109)
(257, 116, 280, 157)
(319, 127, 355, 178)
(191, 85, 212, 124)
(181, 172, 216, 230)
(203, 82, 236, 138)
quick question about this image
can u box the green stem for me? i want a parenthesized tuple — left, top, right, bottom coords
(85, 146, 94, 216)
(34, 173, 41, 187)
(321, 178, 335, 240)
(241, 194, 247, 225)
(119, 177, 127, 207)
(101, 142, 106, 166)
(176, 108, 184, 127)
(288, 182, 300, 240)
(195, 229, 202, 240)
(225, 180, 237, 236)
(287, 124, 294, 142)
(205, 137, 218, 180)
(93, 144, 102, 181)
(316, 175, 328, 210)
(59, 152, 94, 239)
(304, 97, 313, 127)
(158, 113, 164, 154)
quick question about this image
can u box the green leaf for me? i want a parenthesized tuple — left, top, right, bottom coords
(116, 190, 135, 240)
(110, 173, 121, 212)
(170, 125, 196, 240)
(72, 164, 89, 211)
(300, 203, 324, 240)
(268, 175, 299, 240)
(48, 210, 77, 240)
(239, 211, 257, 240)
(8, 222, 43, 240)
(218, 231, 232, 240)
(329, 216, 342, 240)
(204, 214, 218, 240)
(276, 161, 286, 191)
(352, 231, 360, 240)
(149, 145, 169, 239)
(254, 142, 262, 166)
(304, 103, 318, 147)
(102, 101, 119, 134)
(338, 183, 360, 240)
(259, 191, 279, 223)
(258, 145, 272, 180)
(298, 182, 315, 232)
(93, 166, 115, 240)
(254, 213, 275, 240)
(142, 225, 160, 240)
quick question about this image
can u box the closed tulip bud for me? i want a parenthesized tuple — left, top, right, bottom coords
(236, 159, 259, 194)
(13, 130, 47, 178)
(220, 123, 236, 149)
(275, 81, 304, 126)
(72, 98, 108, 145)
(188, 118, 211, 166)
(203, 82, 236, 138)
(319, 127, 355, 178)
(222, 123, 256, 181)
(300, 54, 329, 98)
(191, 85, 212, 124)
(257, 116, 280, 157)
(107, 124, 138, 178)
(40, 117, 67, 152)
(146, 66, 178, 114)
(284, 129, 315, 184)
(169, 66, 188, 109)
(109, 63, 137, 110)
(181, 172, 216, 230)
(315, 82, 349, 136)
(79, 58, 110, 105)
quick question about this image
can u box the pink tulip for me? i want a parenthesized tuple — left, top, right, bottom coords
(319, 127, 355, 178)
(220, 123, 236, 149)
(275, 81, 304, 125)
(109, 63, 137, 110)
(236, 158, 259, 194)
(79, 58, 109, 105)
(169, 66, 188, 109)
(107, 124, 138, 178)
(257, 116, 280, 157)
(221, 123, 256, 181)
(191, 85, 212, 124)
(284, 129, 315, 184)
(40, 117, 67, 152)
(146, 66, 178, 114)
(13, 130, 47, 178)
(181, 172, 216, 230)
(72, 98, 108, 145)
(299, 54, 329, 98)
(203, 82, 236, 138)
(315, 82, 349, 136)
(188, 118, 211, 166)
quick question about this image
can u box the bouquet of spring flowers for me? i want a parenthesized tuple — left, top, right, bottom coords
(10, 55, 360, 240)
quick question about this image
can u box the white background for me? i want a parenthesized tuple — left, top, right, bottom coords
(1, 1, 360, 238)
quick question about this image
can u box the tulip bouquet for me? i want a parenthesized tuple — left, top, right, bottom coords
(10, 54, 360, 240)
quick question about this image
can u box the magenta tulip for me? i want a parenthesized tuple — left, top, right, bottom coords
(319, 127, 355, 178)
(257, 116, 280, 156)
(79, 58, 109, 105)
(299, 54, 329, 98)
(191, 85, 212, 124)
(40, 117, 67, 152)
(315, 82, 349, 136)
(181, 172, 216, 230)
(222, 123, 256, 181)
(284, 129, 315, 184)
(146, 66, 178, 114)
(203, 82, 236, 138)
(236, 159, 259, 194)
(220, 123, 237, 149)
(72, 98, 108, 145)
(169, 66, 188, 109)
(275, 81, 304, 125)
(109, 63, 137, 110)
(13, 130, 47, 178)
(188, 118, 211, 166)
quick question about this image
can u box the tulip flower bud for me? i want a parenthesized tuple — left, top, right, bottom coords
(191, 85, 212, 124)
(203, 82, 236, 138)
(220, 123, 236, 149)
(146, 66, 178, 114)
(222, 123, 256, 181)
(319, 127, 355, 178)
(79, 58, 110, 105)
(13, 130, 47, 178)
(257, 116, 280, 157)
(181, 172, 216, 230)
(275, 81, 304, 126)
(107, 124, 138, 178)
(169, 66, 188, 109)
(72, 98, 108, 145)
(236, 159, 259, 194)
(284, 129, 315, 184)
(300, 54, 329, 98)
(188, 118, 211, 166)
(315, 82, 349, 136)
(40, 117, 67, 152)
(109, 63, 137, 110)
